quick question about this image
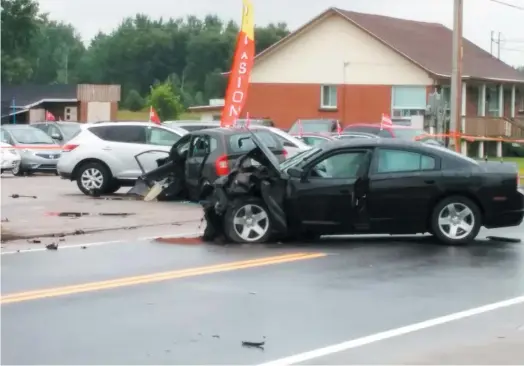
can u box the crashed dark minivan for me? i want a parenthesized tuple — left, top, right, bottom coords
(200, 131, 524, 245)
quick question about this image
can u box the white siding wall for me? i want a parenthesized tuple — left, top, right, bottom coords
(251, 14, 433, 86)
(29, 108, 45, 122)
(86, 102, 111, 122)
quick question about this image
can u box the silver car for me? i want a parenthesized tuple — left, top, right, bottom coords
(0, 125, 62, 176)
(32, 121, 82, 145)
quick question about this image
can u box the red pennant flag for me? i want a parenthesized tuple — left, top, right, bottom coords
(220, 0, 255, 127)
(45, 111, 56, 121)
(149, 106, 161, 125)
(380, 113, 393, 130)
(336, 120, 342, 135)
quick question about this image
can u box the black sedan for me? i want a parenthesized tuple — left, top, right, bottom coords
(201, 135, 524, 245)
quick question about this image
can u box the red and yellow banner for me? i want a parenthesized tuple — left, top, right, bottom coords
(220, 0, 255, 127)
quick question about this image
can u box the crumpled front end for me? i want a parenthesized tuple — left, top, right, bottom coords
(200, 148, 288, 243)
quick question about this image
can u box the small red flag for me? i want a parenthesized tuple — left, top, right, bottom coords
(380, 113, 393, 129)
(336, 120, 342, 135)
(149, 106, 161, 125)
(45, 111, 56, 121)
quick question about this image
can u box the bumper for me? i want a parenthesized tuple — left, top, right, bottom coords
(21, 155, 59, 172)
(484, 190, 524, 228)
(1, 158, 21, 171)
(58, 171, 73, 180)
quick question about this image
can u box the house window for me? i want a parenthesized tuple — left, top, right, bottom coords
(320, 85, 337, 109)
(391, 86, 427, 119)
(487, 85, 500, 117)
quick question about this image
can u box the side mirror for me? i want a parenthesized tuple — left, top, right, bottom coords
(287, 167, 304, 179)
(51, 133, 62, 140)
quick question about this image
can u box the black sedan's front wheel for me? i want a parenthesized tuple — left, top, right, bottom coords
(430, 196, 481, 245)
(224, 197, 273, 244)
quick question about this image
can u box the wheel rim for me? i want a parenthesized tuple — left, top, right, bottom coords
(81, 168, 103, 190)
(233, 204, 269, 242)
(438, 203, 475, 240)
(12, 163, 19, 175)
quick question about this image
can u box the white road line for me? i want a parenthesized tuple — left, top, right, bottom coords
(257, 295, 524, 366)
(0, 231, 203, 255)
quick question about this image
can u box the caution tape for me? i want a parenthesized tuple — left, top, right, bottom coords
(414, 132, 524, 144)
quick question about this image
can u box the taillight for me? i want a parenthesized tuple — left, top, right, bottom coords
(62, 144, 78, 152)
(283, 149, 288, 158)
(215, 154, 229, 176)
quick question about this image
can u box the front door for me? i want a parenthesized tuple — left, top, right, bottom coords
(185, 135, 211, 195)
(367, 148, 441, 233)
(288, 149, 371, 235)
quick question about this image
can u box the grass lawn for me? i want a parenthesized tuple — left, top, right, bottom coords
(488, 157, 524, 175)
(117, 109, 199, 121)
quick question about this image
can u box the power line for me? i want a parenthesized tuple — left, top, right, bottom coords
(490, 0, 524, 10)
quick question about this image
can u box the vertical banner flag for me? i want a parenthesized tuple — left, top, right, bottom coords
(220, 0, 255, 127)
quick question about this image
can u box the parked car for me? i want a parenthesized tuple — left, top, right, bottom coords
(32, 121, 82, 145)
(57, 122, 188, 195)
(288, 119, 340, 134)
(234, 118, 275, 127)
(130, 127, 288, 201)
(163, 121, 221, 132)
(0, 142, 21, 174)
(250, 126, 310, 157)
(0, 125, 62, 175)
(201, 135, 523, 245)
(294, 132, 377, 147)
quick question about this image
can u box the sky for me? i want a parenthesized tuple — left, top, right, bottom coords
(38, 0, 524, 67)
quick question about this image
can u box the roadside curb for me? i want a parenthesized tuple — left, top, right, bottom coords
(0, 219, 202, 243)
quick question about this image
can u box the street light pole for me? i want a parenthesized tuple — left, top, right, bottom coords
(450, 0, 463, 152)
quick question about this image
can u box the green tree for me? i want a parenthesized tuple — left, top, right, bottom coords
(1, 0, 40, 83)
(124, 89, 144, 111)
(147, 81, 184, 121)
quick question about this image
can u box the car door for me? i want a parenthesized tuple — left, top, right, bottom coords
(101, 125, 148, 179)
(185, 134, 213, 193)
(139, 126, 184, 173)
(366, 148, 441, 233)
(287, 148, 372, 235)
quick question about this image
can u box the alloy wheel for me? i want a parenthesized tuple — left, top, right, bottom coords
(81, 168, 103, 190)
(437, 203, 475, 240)
(233, 204, 269, 242)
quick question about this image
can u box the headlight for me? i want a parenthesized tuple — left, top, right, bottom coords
(8, 149, 17, 155)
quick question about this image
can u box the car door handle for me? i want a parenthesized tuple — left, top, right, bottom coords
(424, 179, 435, 184)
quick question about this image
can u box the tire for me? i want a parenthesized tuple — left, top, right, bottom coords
(76, 162, 112, 196)
(224, 197, 273, 244)
(105, 180, 122, 194)
(430, 195, 481, 245)
(12, 164, 24, 176)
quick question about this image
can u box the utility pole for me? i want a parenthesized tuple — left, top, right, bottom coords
(497, 32, 501, 59)
(450, 0, 463, 152)
(490, 30, 494, 55)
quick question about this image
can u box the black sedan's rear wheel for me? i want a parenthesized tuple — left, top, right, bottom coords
(224, 197, 272, 244)
(430, 196, 481, 245)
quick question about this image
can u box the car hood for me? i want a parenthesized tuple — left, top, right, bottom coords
(247, 129, 282, 176)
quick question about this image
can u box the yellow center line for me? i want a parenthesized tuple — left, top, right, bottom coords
(1, 252, 327, 304)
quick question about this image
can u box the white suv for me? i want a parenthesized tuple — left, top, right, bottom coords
(57, 122, 187, 195)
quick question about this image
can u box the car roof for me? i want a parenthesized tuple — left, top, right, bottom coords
(87, 121, 163, 127)
(196, 127, 278, 136)
(320, 136, 442, 152)
(164, 120, 217, 125)
(346, 123, 421, 130)
(1, 124, 40, 130)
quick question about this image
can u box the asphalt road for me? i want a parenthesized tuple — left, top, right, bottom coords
(2, 224, 524, 365)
